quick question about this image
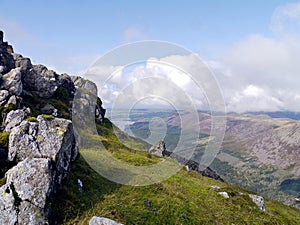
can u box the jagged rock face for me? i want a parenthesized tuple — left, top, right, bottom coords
(0, 30, 104, 224)
(0, 31, 15, 74)
(148, 141, 166, 157)
(89, 216, 124, 225)
(8, 115, 77, 182)
(0, 68, 23, 96)
(22, 64, 59, 98)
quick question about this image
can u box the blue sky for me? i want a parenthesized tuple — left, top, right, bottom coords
(0, 0, 290, 71)
(1, 0, 300, 112)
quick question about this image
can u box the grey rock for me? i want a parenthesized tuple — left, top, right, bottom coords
(0, 31, 15, 74)
(57, 73, 76, 98)
(210, 185, 221, 189)
(1, 158, 52, 224)
(248, 194, 267, 211)
(0, 90, 9, 105)
(18, 201, 49, 225)
(5, 157, 53, 209)
(40, 103, 57, 116)
(71, 76, 97, 95)
(72, 77, 106, 127)
(89, 216, 123, 225)
(4, 108, 29, 133)
(218, 191, 230, 199)
(8, 121, 40, 161)
(4, 95, 17, 108)
(0, 184, 18, 225)
(13, 53, 32, 72)
(8, 115, 78, 184)
(148, 141, 166, 157)
(0, 68, 23, 96)
(23, 64, 58, 98)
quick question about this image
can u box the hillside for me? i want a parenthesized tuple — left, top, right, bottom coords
(52, 119, 300, 225)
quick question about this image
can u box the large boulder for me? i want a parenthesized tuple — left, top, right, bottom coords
(0, 68, 23, 96)
(89, 216, 124, 225)
(5, 157, 53, 209)
(23, 64, 59, 98)
(0, 158, 52, 225)
(8, 115, 78, 184)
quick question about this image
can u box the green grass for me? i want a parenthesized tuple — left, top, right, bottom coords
(22, 93, 71, 119)
(42, 114, 55, 120)
(0, 131, 9, 149)
(52, 154, 300, 225)
(52, 119, 300, 225)
(0, 177, 6, 187)
(25, 116, 37, 122)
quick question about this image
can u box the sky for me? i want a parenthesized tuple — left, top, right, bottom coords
(1, 0, 300, 112)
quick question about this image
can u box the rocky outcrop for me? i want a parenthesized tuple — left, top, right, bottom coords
(22, 64, 59, 98)
(148, 141, 166, 157)
(0, 30, 91, 224)
(89, 216, 123, 225)
(0, 115, 78, 224)
(162, 147, 224, 182)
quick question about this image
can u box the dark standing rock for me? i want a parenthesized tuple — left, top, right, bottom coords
(72, 76, 105, 125)
(148, 141, 166, 157)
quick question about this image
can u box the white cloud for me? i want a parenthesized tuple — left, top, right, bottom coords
(208, 1, 300, 113)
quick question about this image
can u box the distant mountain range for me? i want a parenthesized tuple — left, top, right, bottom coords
(125, 109, 300, 205)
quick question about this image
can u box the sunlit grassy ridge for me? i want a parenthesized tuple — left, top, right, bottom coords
(52, 119, 300, 224)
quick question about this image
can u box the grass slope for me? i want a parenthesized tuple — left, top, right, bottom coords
(52, 119, 300, 225)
